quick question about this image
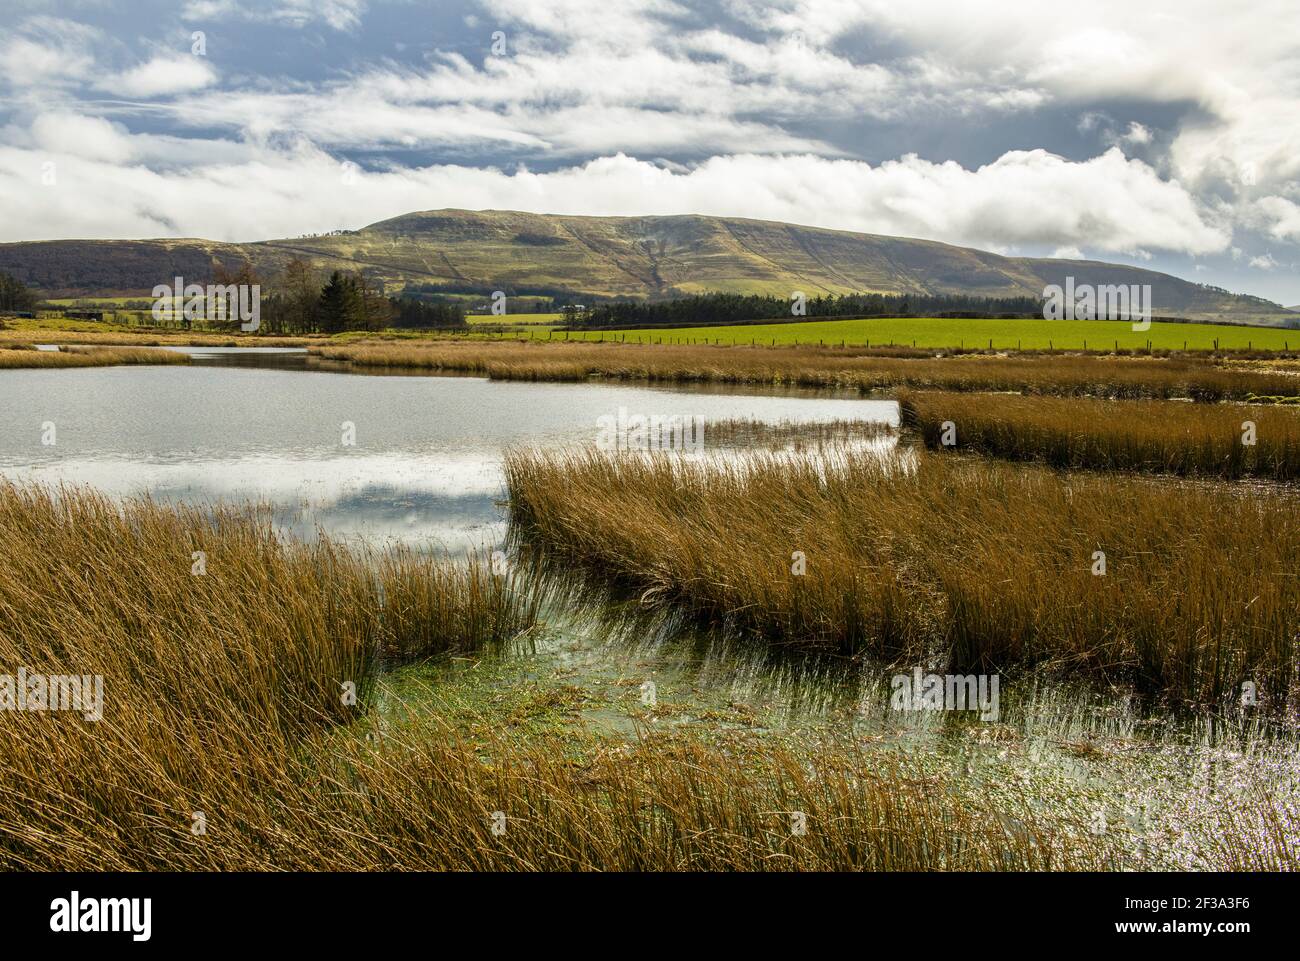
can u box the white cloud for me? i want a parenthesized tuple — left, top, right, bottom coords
(0, 17, 101, 89)
(0, 127, 1230, 258)
(742, 1, 1300, 192)
(104, 55, 217, 98)
(181, 0, 368, 31)
(1249, 253, 1279, 270)
(30, 114, 135, 164)
(1120, 122, 1152, 146)
(1256, 197, 1300, 242)
(0, 0, 1293, 301)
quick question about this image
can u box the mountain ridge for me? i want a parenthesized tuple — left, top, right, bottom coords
(0, 208, 1290, 325)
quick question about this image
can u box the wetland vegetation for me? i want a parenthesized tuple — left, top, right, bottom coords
(0, 339, 1296, 872)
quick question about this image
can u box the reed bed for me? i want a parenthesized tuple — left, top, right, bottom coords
(505, 448, 1300, 710)
(259, 719, 1124, 871)
(0, 481, 1290, 870)
(0, 328, 318, 349)
(0, 481, 1099, 871)
(0, 483, 533, 870)
(0, 346, 191, 368)
(312, 339, 1300, 401)
(901, 391, 1300, 480)
(699, 417, 895, 449)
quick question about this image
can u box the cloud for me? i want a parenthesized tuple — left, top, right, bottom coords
(30, 113, 135, 163)
(0, 0, 1293, 302)
(0, 125, 1230, 258)
(1256, 196, 1300, 242)
(744, 1, 1300, 191)
(1249, 253, 1279, 270)
(181, 0, 368, 31)
(1120, 122, 1151, 146)
(0, 17, 101, 90)
(104, 55, 217, 98)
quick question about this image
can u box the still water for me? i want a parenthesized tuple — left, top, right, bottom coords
(0, 354, 895, 549)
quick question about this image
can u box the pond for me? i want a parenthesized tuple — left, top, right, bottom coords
(0, 351, 895, 549)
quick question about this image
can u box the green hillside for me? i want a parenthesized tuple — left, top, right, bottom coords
(0, 209, 1291, 325)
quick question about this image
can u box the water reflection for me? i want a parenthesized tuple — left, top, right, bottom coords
(0, 357, 896, 549)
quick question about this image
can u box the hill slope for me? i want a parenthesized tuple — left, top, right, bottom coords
(0, 209, 1289, 324)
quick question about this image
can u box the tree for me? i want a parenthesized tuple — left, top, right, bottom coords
(268, 257, 324, 334)
(207, 261, 261, 330)
(0, 272, 37, 312)
(353, 271, 394, 332)
(317, 271, 364, 332)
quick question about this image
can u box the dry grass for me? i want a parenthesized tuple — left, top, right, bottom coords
(313, 339, 1300, 400)
(901, 391, 1300, 480)
(0, 481, 1291, 870)
(505, 447, 1300, 710)
(0, 346, 192, 368)
(0, 483, 533, 869)
(699, 417, 895, 449)
(0, 325, 319, 349)
(0, 481, 1113, 871)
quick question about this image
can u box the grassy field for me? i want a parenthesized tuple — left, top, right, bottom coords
(466, 311, 562, 327)
(571, 317, 1300, 352)
(902, 391, 1300, 480)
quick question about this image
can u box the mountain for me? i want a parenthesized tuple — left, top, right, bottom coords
(0, 208, 1291, 324)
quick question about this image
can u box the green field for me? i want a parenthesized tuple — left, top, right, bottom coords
(466, 311, 562, 326)
(568, 317, 1300, 351)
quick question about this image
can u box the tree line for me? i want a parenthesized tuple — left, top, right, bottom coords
(571, 291, 1044, 328)
(209, 260, 465, 333)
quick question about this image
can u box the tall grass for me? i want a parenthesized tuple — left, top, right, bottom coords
(505, 448, 1300, 710)
(901, 391, 1300, 480)
(0, 326, 317, 349)
(0, 346, 191, 368)
(0, 481, 1291, 869)
(0, 483, 533, 869)
(0, 480, 1113, 871)
(313, 339, 1300, 400)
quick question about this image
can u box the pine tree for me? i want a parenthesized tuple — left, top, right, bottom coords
(0, 272, 37, 312)
(318, 271, 363, 332)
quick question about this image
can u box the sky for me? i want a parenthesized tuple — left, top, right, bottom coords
(1, 0, 1298, 305)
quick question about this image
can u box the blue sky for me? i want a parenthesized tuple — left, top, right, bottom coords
(1, 0, 1298, 304)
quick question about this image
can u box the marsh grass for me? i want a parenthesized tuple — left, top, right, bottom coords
(0, 481, 1292, 870)
(0, 323, 318, 349)
(0, 483, 532, 869)
(0, 346, 191, 368)
(313, 339, 1300, 400)
(901, 391, 1300, 480)
(0, 480, 1113, 871)
(505, 447, 1300, 710)
(699, 417, 895, 450)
